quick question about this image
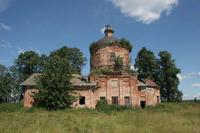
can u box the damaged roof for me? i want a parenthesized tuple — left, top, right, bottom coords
(70, 74, 96, 87)
(21, 73, 41, 86)
(144, 79, 158, 87)
(21, 73, 96, 87)
(138, 81, 146, 87)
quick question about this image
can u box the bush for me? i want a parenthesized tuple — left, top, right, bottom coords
(119, 38, 133, 52)
(96, 100, 134, 113)
(35, 57, 76, 111)
(96, 100, 110, 113)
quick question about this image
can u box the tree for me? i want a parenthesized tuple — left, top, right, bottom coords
(158, 51, 182, 102)
(135, 47, 159, 81)
(12, 51, 46, 101)
(114, 56, 124, 73)
(35, 57, 76, 110)
(135, 48, 182, 102)
(0, 65, 12, 103)
(14, 51, 45, 82)
(49, 46, 86, 74)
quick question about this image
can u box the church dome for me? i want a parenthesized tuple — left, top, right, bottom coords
(90, 25, 132, 71)
(96, 25, 118, 45)
(96, 36, 118, 46)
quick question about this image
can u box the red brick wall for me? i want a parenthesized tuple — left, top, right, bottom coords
(23, 86, 38, 108)
(23, 79, 160, 108)
(90, 45, 130, 70)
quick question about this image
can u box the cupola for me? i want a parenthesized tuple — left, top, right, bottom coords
(104, 25, 114, 37)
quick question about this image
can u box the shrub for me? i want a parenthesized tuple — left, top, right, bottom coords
(35, 57, 76, 111)
(96, 100, 110, 113)
(114, 56, 124, 72)
(119, 38, 133, 52)
(96, 100, 134, 113)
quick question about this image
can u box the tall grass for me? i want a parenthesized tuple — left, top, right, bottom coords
(0, 102, 199, 133)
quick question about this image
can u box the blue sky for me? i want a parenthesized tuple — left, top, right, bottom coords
(0, 0, 200, 100)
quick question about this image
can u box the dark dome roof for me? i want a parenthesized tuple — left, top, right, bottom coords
(96, 36, 118, 45)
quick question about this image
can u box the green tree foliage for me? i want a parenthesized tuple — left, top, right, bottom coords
(135, 47, 159, 81)
(114, 56, 124, 73)
(135, 48, 182, 102)
(12, 51, 46, 101)
(89, 38, 133, 55)
(35, 57, 76, 110)
(158, 51, 182, 102)
(49, 46, 86, 74)
(0, 65, 12, 103)
(13, 51, 45, 82)
(119, 38, 133, 52)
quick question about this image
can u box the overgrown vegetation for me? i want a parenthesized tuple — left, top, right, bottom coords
(119, 38, 133, 52)
(91, 54, 137, 75)
(0, 102, 199, 133)
(96, 100, 133, 113)
(113, 56, 124, 73)
(89, 38, 133, 55)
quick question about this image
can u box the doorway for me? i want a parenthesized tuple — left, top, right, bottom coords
(140, 101, 146, 108)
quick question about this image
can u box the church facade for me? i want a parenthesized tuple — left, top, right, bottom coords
(22, 25, 160, 108)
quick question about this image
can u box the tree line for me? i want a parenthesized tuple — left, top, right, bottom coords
(0, 45, 182, 110)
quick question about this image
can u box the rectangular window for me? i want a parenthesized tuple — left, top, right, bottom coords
(111, 80, 118, 88)
(79, 96, 85, 105)
(157, 96, 160, 104)
(112, 97, 118, 105)
(124, 96, 130, 106)
(100, 97, 106, 101)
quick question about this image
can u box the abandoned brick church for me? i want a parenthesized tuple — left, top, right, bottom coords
(22, 25, 160, 108)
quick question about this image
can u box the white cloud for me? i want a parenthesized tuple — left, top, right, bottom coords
(194, 93, 200, 99)
(0, 40, 11, 48)
(100, 27, 106, 35)
(187, 72, 197, 77)
(29, 47, 40, 54)
(0, 22, 11, 31)
(177, 72, 200, 81)
(192, 83, 200, 88)
(0, 0, 11, 13)
(182, 94, 188, 99)
(109, 0, 178, 24)
(177, 74, 185, 81)
(198, 72, 200, 76)
(18, 47, 40, 55)
(18, 47, 25, 54)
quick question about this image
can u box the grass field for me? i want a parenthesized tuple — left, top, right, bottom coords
(0, 102, 199, 133)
